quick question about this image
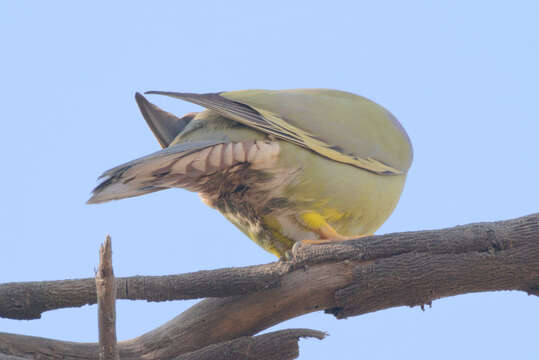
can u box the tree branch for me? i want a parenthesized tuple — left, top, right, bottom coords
(173, 329, 325, 360)
(0, 213, 537, 359)
(95, 236, 119, 360)
(0, 265, 284, 320)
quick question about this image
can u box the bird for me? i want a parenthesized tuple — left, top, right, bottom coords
(88, 89, 413, 258)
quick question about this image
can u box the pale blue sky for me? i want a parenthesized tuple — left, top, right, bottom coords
(1, 1, 538, 359)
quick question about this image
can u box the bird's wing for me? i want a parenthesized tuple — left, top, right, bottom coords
(87, 139, 280, 204)
(146, 89, 412, 175)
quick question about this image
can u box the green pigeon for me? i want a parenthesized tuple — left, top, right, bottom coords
(88, 89, 413, 257)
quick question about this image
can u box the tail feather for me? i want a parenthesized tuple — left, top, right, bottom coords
(87, 140, 222, 204)
(135, 92, 195, 148)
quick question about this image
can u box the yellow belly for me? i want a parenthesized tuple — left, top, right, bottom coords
(218, 141, 407, 257)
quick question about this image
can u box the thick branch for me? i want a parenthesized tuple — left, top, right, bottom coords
(0, 213, 537, 359)
(95, 236, 119, 360)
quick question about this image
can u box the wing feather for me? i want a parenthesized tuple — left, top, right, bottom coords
(88, 140, 221, 203)
(145, 91, 402, 175)
(88, 139, 280, 204)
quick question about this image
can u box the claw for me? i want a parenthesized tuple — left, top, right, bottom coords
(291, 241, 303, 254)
(280, 250, 294, 262)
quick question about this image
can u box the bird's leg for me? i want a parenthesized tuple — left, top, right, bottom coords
(282, 211, 370, 261)
(298, 211, 368, 245)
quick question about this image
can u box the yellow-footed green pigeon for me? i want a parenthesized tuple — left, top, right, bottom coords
(88, 89, 413, 257)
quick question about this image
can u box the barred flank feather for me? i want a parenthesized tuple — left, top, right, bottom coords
(87, 140, 220, 204)
(87, 140, 280, 204)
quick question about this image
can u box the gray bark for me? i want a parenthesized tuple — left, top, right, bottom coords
(0, 213, 537, 359)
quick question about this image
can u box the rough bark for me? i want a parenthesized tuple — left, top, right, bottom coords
(95, 236, 119, 360)
(0, 330, 324, 360)
(0, 213, 537, 359)
(0, 266, 283, 320)
(173, 329, 325, 360)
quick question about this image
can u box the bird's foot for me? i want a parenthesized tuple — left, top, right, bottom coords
(280, 241, 312, 262)
(281, 234, 369, 262)
(280, 250, 294, 262)
(295, 234, 369, 252)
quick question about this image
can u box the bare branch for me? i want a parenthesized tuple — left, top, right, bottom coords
(173, 329, 326, 360)
(0, 354, 31, 360)
(0, 329, 324, 360)
(0, 213, 537, 359)
(119, 212, 539, 358)
(0, 332, 99, 359)
(0, 265, 284, 320)
(95, 236, 119, 360)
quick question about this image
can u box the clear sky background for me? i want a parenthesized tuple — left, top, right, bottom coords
(1, 2, 538, 359)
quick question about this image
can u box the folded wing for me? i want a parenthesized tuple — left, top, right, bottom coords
(146, 90, 409, 175)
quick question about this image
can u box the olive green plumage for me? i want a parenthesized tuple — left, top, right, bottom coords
(89, 89, 413, 257)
